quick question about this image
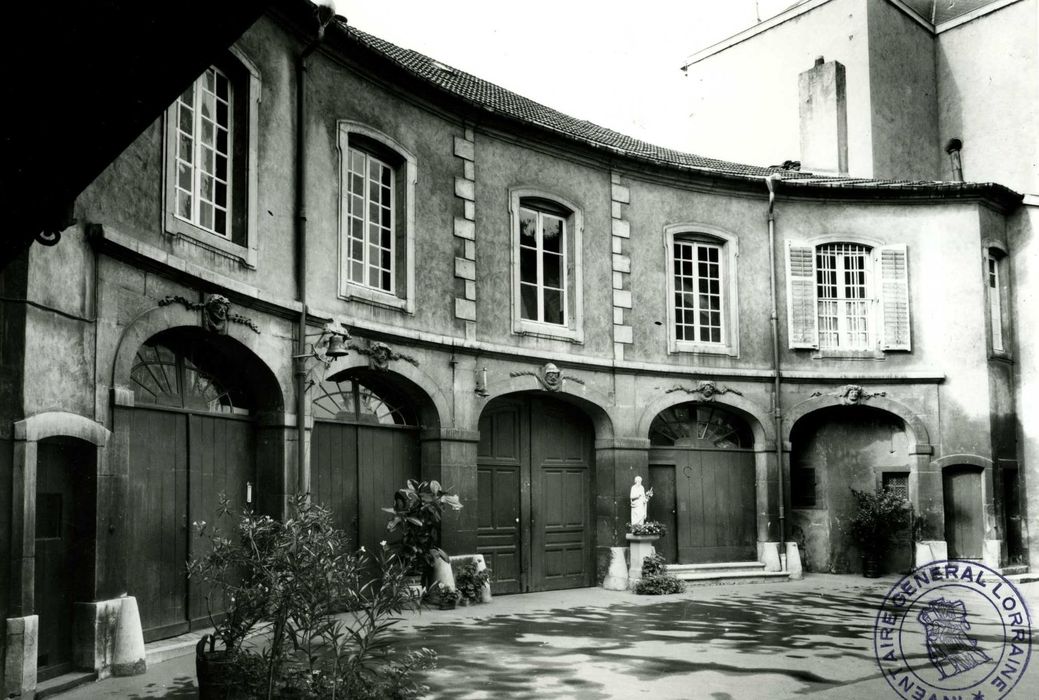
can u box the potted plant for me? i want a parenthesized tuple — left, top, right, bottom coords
(454, 561, 492, 606)
(189, 493, 436, 699)
(849, 487, 912, 577)
(383, 480, 463, 592)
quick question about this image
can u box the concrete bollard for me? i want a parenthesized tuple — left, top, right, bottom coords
(602, 546, 628, 590)
(111, 597, 146, 676)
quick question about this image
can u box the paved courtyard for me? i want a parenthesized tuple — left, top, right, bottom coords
(59, 575, 1039, 699)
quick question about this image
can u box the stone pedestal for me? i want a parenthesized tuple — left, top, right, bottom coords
(3, 615, 38, 698)
(602, 546, 628, 590)
(626, 534, 660, 585)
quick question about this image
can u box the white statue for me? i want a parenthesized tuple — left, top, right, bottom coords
(630, 476, 653, 525)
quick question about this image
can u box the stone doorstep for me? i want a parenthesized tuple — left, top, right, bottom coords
(671, 570, 792, 585)
(145, 625, 268, 666)
(1005, 571, 1039, 585)
(667, 561, 767, 574)
(34, 670, 97, 699)
(1001, 564, 1029, 577)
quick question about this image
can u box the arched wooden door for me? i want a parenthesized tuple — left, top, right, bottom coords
(477, 395, 594, 594)
(310, 376, 420, 555)
(648, 403, 756, 563)
(944, 465, 984, 559)
(121, 334, 257, 641)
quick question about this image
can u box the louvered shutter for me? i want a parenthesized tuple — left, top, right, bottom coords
(878, 244, 911, 350)
(786, 241, 818, 348)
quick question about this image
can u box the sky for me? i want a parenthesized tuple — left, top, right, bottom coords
(339, 1, 796, 152)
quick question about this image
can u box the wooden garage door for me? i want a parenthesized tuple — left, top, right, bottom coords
(649, 403, 756, 564)
(310, 377, 420, 555)
(477, 395, 593, 594)
(124, 340, 255, 641)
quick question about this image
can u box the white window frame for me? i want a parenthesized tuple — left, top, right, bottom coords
(337, 121, 417, 314)
(163, 45, 260, 268)
(986, 245, 1009, 356)
(815, 242, 875, 352)
(664, 224, 739, 356)
(344, 148, 396, 294)
(509, 188, 584, 343)
(518, 206, 569, 326)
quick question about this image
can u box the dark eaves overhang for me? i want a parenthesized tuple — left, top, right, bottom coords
(0, 0, 273, 269)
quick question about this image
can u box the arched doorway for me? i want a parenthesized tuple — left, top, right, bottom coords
(943, 465, 984, 560)
(477, 394, 594, 594)
(121, 328, 279, 641)
(34, 437, 96, 680)
(789, 406, 912, 573)
(648, 403, 756, 563)
(309, 371, 422, 554)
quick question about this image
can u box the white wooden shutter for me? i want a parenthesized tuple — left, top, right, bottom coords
(878, 244, 911, 350)
(786, 241, 818, 348)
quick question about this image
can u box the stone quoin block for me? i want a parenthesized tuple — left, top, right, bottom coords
(455, 257, 476, 280)
(454, 177, 475, 201)
(455, 298, 477, 321)
(612, 254, 631, 273)
(613, 289, 632, 309)
(463, 240, 475, 260)
(612, 219, 630, 238)
(463, 160, 475, 180)
(453, 136, 475, 161)
(454, 217, 475, 240)
(614, 325, 633, 344)
(611, 184, 630, 204)
(464, 200, 475, 221)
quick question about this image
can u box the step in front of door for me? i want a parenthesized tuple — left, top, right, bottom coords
(665, 561, 791, 585)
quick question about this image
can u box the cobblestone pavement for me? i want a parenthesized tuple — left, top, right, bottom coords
(58, 574, 1039, 699)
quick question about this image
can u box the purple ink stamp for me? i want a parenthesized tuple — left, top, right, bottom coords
(874, 560, 1032, 700)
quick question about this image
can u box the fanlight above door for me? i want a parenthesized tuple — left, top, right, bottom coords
(312, 377, 416, 426)
(131, 341, 247, 414)
(649, 403, 753, 449)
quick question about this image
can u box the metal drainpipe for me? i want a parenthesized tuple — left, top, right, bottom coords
(295, 18, 331, 498)
(765, 174, 786, 567)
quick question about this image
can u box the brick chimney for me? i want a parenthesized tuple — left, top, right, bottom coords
(798, 57, 848, 175)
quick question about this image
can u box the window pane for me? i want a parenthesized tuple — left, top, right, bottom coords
(520, 248, 537, 283)
(520, 283, 537, 320)
(177, 162, 192, 190)
(177, 191, 192, 219)
(199, 202, 213, 229)
(215, 209, 227, 234)
(543, 251, 562, 287)
(519, 209, 537, 246)
(543, 288, 563, 325)
(178, 104, 193, 134)
(542, 215, 563, 253)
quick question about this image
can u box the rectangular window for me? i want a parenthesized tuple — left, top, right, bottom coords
(988, 254, 1004, 353)
(673, 240, 723, 344)
(816, 243, 871, 350)
(882, 472, 909, 501)
(519, 206, 567, 325)
(174, 67, 232, 238)
(345, 148, 395, 293)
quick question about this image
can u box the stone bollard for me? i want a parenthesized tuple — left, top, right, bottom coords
(602, 546, 628, 591)
(785, 541, 804, 579)
(111, 597, 146, 676)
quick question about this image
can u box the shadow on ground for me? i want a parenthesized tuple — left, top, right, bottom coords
(403, 589, 889, 699)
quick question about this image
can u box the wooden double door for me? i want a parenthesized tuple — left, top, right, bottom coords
(649, 448, 756, 563)
(123, 406, 254, 641)
(477, 396, 593, 594)
(310, 420, 419, 555)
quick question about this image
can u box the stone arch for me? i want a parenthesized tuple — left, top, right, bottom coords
(636, 391, 775, 450)
(477, 372, 615, 441)
(110, 301, 287, 411)
(784, 393, 931, 453)
(323, 353, 449, 431)
(930, 453, 993, 470)
(14, 411, 110, 446)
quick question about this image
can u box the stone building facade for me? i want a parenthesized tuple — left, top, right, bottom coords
(0, 0, 1027, 694)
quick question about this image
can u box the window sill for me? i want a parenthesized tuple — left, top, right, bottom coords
(339, 284, 413, 313)
(164, 214, 256, 268)
(670, 341, 736, 357)
(988, 351, 1014, 364)
(513, 320, 583, 344)
(810, 348, 885, 360)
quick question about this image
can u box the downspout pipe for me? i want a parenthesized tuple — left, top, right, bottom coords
(295, 6, 335, 498)
(765, 174, 786, 566)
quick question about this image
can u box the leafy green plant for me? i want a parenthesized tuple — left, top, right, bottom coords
(849, 487, 912, 557)
(383, 480, 462, 577)
(633, 574, 685, 595)
(640, 552, 667, 577)
(454, 561, 491, 604)
(627, 520, 667, 537)
(189, 493, 435, 699)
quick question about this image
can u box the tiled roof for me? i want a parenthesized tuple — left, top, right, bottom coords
(339, 23, 1021, 207)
